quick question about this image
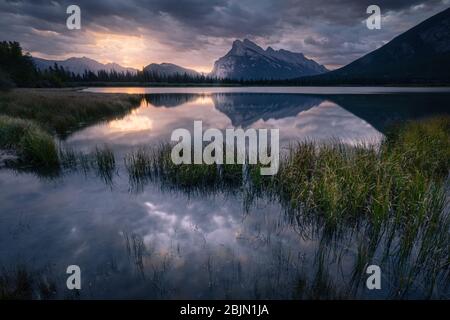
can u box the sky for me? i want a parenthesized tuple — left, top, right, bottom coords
(0, 0, 449, 72)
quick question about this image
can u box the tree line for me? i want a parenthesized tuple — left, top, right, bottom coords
(0, 41, 244, 89)
(0, 40, 349, 88)
(2, 41, 442, 89)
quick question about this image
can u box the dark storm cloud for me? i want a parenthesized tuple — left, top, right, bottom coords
(278, 0, 446, 25)
(0, 0, 448, 69)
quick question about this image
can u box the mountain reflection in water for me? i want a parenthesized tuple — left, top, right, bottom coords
(67, 92, 394, 153)
(1, 90, 449, 299)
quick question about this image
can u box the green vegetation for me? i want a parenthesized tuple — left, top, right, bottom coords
(121, 117, 449, 298)
(0, 69, 15, 91)
(0, 89, 140, 168)
(0, 116, 58, 167)
(94, 145, 116, 183)
(124, 116, 450, 225)
(0, 266, 57, 300)
(0, 89, 141, 136)
(0, 41, 36, 89)
(275, 135, 448, 227)
(125, 144, 249, 193)
(122, 116, 449, 297)
(1, 116, 448, 299)
(1, 40, 448, 88)
(58, 145, 117, 185)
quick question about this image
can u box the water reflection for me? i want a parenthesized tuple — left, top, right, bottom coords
(1, 165, 447, 299)
(84, 86, 450, 94)
(1, 90, 449, 299)
(0, 170, 315, 299)
(67, 93, 385, 153)
(330, 93, 450, 132)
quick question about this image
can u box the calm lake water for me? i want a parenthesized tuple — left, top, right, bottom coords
(1, 87, 449, 299)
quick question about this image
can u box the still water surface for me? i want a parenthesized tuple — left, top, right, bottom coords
(1, 87, 449, 299)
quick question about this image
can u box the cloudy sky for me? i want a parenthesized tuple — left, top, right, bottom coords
(0, 0, 449, 72)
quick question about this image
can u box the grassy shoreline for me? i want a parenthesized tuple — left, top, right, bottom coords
(0, 88, 141, 136)
(124, 116, 449, 225)
(25, 115, 450, 299)
(0, 89, 141, 167)
(0, 116, 58, 166)
(0, 89, 448, 299)
(0, 89, 448, 223)
(121, 117, 449, 293)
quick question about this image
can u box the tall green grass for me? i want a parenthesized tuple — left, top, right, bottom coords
(0, 89, 141, 169)
(124, 143, 261, 194)
(124, 116, 449, 227)
(0, 116, 58, 167)
(0, 89, 141, 136)
(277, 116, 448, 229)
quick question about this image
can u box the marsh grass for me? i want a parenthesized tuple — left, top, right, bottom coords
(94, 145, 116, 184)
(0, 89, 141, 136)
(2, 90, 448, 299)
(124, 143, 264, 194)
(0, 266, 57, 300)
(0, 116, 58, 167)
(0, 89, 141, 169)
(58, 144, 117, 184)
(124, 116, 449, 232)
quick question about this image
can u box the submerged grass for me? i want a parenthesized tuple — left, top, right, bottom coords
(94, 145, 116, 183)
(124, 143, 261, 194)
(124, 116, 450, 229)
(58, 144, 117, 183)
(276, 116, 449, 232)
(0, 266, 58, 300)
(1, 115, 448, 299)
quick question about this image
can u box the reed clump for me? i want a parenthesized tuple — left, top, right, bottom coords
(0, 266, 57, 300)
(278, 116, 449, 229)
(124, 116, 450, 227)
(94, 145, 116, 183)
(124, 143, 264, 194)
(0, 116, 58, 167)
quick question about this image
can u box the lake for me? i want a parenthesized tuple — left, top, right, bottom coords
(1, 87, 449, 299)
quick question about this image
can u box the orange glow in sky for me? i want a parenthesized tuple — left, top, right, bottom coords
(75, 32, 214, 73)
(91, 32, 148, 69)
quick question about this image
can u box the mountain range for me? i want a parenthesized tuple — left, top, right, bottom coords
(31, 8, 450, 83)
(33, 56, 138, 75)
(303, 7, 450, 83)
(143, 63, 200, 77)
(210, 39, 328, 80)
(32, 40, 328, 80)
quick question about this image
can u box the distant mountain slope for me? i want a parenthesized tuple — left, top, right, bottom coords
(304, 8, 450, 84)
(33, 56, 138, 75)
(210, 39, 328, 80)
(212, 93, 324, 127)
(143, 63, 200, 77)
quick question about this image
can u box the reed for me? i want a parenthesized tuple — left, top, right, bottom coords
(123, 116, 449, 229)
(0, 89, 141, 136)
(0, 116, 58, 167)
